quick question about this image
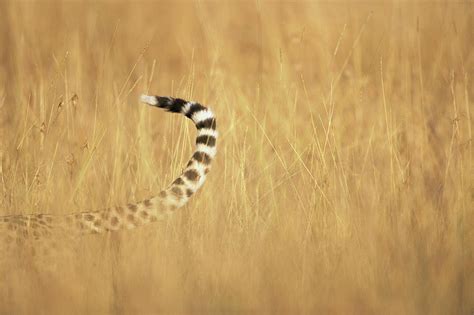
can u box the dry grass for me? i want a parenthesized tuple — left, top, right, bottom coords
(0, 1, 472, 314)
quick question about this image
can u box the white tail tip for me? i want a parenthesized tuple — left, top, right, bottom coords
(140, 94, 158, 105)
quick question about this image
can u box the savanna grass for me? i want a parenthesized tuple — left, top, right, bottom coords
(0, 1, 472, 314)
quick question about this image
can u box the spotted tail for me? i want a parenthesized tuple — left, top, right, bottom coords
(138, 95, 217, 209)
(0, 95, 217, 240)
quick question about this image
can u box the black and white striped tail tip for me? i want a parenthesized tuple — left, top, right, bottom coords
(140, 94, 160, 106)
(140, 94, 185, 113)
(139, 94, 216, 131)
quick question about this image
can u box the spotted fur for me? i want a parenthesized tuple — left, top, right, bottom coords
(0, 95, 217, 245)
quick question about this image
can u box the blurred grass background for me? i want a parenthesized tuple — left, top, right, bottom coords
(0, 1, 472, 314)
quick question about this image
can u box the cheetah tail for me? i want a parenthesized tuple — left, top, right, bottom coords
(0, 95, 217, 238)
(139, 94, 217, 208)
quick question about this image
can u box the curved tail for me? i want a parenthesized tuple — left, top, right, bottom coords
(76, 95, 218, 233)
(0, 95, 217, 239)
(138, 95, 217, 209)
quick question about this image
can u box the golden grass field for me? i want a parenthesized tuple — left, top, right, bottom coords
(0, 1, 472, 314)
